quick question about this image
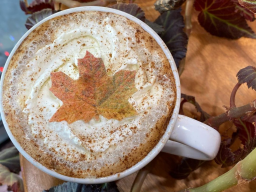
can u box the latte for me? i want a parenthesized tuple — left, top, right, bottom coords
(2, 11, 176, 178)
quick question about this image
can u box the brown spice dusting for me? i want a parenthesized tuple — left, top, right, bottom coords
(2, 11, 176, 179)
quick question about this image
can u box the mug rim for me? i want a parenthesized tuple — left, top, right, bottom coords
(0, 6, 181, 184)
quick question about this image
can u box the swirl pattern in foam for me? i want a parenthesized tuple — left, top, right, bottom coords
(2, 11, 176, 178)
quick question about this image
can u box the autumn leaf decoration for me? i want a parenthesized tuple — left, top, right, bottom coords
(49, 51, 137, 124)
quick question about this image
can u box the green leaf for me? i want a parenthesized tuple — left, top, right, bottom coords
(0, 147, 20, 173)
(237, 66, 256, 90)
(155, 9, 188, 67)
(194, 0, 256, 39)
(110, 3, 145, 21)
(25, 9, 54, 30)
(0, 165, 24, 192)
(43, 182, 119, 192)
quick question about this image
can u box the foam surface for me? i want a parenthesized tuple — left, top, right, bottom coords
(3, 11, 176, 178)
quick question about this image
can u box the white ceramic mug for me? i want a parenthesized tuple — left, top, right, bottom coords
(0, 6, 221, 184)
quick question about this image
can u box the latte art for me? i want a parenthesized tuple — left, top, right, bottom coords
(2, 11, 176, 177)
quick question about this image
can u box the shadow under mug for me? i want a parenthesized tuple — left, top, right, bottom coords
(0, 6, 221, 184)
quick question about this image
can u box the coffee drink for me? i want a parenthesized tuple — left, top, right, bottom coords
(2, 11, 176, 178)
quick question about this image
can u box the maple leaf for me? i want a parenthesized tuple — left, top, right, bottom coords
(194, 0, 256, 39)
(49, 51, 137, 124)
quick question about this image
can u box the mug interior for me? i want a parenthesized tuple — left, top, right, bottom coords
(0, 6, 181, 184)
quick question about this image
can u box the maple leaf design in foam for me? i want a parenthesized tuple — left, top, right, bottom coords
(49, 51, 138, 124)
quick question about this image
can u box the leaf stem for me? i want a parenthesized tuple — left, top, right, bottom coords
(130, 99, 256, 190)
(187, 166, 238, 192)
(179, 99, 187, 115)
(204, 100, 256, 128)
(185, 0, 195, 36)
(181, 147, 256, 192)
(230, 83, 241, 108)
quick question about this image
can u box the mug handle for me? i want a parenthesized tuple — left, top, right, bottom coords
(161, 115, 221, 160)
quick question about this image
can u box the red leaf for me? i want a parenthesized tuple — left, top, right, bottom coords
(19, 0, 28, 13)
(215, 142, 245, 167)
(232, 0, 255, 21)
(20, 0, 54, 14)
(194, 0, 256, 39)
(215, 116, 256, 167)
(234, 119, 256, 145)
(239, 0, 256, 13)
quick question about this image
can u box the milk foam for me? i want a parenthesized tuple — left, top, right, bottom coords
(10, 12, 175, 171)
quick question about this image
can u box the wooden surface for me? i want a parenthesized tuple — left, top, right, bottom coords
(20, 1, 256, 192)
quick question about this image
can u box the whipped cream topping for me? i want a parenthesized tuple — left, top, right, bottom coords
(9, 12, 175, 170)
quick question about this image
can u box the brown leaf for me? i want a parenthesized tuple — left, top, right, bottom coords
(49, 51, 137, 124)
